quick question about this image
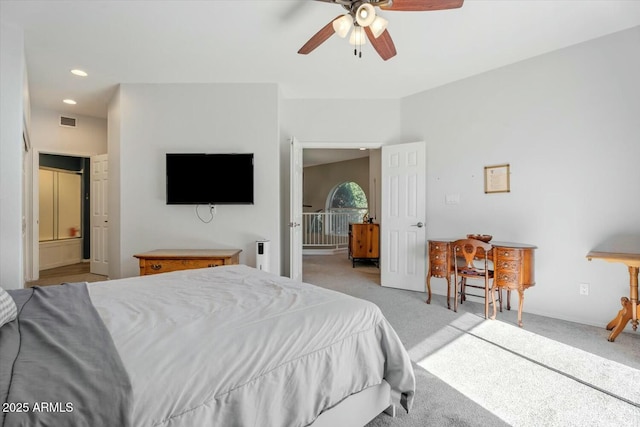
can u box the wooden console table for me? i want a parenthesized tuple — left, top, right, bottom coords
(427, 239, 537, 327)
(587, 236, 640, 342)
(134, 249, 241, 276)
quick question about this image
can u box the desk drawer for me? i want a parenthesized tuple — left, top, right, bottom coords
(494, 250, 522, 288)
(494, 248, 522, 260)
(429, 251, 449, 263)
(429, 243, 448, 254)
(495, 258, 520, 272)
(495, 271, 519, 288)
(429, 241, 452, 277)
(430, 262, 450, 277)
(493, 247, 536, 289)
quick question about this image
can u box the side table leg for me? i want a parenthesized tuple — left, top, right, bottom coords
(607, 266, 640, 341)
(628, 266, 639, 331)
(606, 297, 632, 342)
(426, 274, 432, 304)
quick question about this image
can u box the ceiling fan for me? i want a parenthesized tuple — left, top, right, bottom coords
(298, 0, 464, 61)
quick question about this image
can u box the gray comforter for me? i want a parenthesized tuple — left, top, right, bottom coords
(88, 265, 416, 426)
(0, 283, 132, 427)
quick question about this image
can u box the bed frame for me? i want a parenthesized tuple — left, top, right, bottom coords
(310, 380, 396, 427)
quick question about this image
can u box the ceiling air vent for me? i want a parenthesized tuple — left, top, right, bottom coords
(59, 116, 77, 128)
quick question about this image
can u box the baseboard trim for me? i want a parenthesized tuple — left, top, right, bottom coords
(303, 248, 348, 256)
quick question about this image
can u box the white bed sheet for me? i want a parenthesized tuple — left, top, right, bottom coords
(88, 265, 415, 427)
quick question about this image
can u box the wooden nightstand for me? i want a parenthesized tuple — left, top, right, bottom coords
(133, 249, 241, 276)
(348, 223, 380, 267)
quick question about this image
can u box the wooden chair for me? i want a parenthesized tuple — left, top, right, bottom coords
(452, 238, 502, 319)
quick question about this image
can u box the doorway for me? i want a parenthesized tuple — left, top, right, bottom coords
(290, 140, 383, 280)
(25, 150, 91, 281)
(38, 153, 90, 271)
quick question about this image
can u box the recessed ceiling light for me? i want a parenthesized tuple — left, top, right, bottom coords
(63, 99, 77, 105)
(70, 69, 88, 77)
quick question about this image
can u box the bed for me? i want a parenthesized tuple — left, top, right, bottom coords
(1, 264, 415, 426)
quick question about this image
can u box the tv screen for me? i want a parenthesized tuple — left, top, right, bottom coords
(166, 153, 254, 205)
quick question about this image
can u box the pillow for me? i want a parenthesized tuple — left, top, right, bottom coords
(0, 286, 18, 328)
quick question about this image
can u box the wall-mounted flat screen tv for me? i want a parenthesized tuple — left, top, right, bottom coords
(166, 153, 254, 205)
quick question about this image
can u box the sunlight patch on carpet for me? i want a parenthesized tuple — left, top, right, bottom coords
(415, 314, 640, 427)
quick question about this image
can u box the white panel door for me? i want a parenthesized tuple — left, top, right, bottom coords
(381, 141, 426, 292)
(90, 154, 109, 276)
(289, 137, 303, 280)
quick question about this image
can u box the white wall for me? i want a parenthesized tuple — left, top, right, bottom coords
(109, 83, 280, 279)
(401, 27, 640, 328)
(0, 22, 25, 289)
(303, 157, 370, 213)
(30, 107, 107, 156)
(279, 99, 401, 275)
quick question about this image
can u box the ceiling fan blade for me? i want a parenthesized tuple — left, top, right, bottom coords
(380, 0, 464, 11)
(298, 15, 342, 55)
(364, 26, 397, 61)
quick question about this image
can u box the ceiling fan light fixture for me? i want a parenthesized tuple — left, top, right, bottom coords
(332, 14, 353, 38)
(369, 16, 388, 38)
(355, 3, 376, 27)
(349, 26, 367, 46)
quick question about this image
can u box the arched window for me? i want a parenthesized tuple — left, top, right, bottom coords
(327, 181, 368, 211)
(326, 182, 369, 235)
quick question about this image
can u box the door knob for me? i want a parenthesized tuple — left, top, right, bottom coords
(412, 222, 424, 228)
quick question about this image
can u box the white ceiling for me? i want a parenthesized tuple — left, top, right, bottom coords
(2, 0, 640, 121)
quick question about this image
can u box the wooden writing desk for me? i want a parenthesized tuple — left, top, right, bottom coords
(427, 239, 537, 327)
(587, 236, 640, 342)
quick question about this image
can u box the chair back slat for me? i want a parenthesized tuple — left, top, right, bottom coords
(452, 238, 493, 269)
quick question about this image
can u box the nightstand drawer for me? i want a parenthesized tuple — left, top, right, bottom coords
(134, 249, 241, 276)
(142, 258, 225, 275)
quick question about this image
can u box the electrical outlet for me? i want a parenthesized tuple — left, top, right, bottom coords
(579, 283, 590, 296)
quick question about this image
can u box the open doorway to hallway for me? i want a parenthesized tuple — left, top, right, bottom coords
(301, 147, 380, 258)
(289, 140, 382, 281)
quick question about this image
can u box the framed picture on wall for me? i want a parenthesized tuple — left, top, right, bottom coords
(484, 164, 510, 193)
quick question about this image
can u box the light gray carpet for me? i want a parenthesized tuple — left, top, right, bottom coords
(302, 254, 640, 427)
